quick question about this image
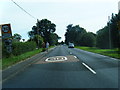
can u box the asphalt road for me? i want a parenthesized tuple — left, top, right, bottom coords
(2, 45, 120, 88)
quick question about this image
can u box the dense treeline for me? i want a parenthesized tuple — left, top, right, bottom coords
(65, 24, 96, 47)
(65, 11, 120, 49)
(28, 19, 61, 48)
(97, 12, 120, 49)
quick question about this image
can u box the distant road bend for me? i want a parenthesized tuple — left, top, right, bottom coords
(3, 45, 119, 88)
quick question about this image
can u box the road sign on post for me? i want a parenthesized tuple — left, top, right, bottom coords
(0, 24, 12, 39)
(0, 24, 12, 53)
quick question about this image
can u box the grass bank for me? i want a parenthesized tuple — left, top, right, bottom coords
(75, 46, 120, 59)
(2, 46, 55, 70)
(2, 48, 43, 69)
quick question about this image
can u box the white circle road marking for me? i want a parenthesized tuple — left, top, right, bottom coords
(45, 56, 67, 62)
(82, 62, 96, 74)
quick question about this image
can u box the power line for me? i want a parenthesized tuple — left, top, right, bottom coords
(11, 0, 37, 20)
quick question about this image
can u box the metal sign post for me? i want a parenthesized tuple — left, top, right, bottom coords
(0, 24, 12, 53)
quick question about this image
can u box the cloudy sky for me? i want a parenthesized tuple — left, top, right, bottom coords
(0, 0, 119, 41)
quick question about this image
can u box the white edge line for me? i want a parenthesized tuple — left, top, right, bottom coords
(82, 63, 96, 74)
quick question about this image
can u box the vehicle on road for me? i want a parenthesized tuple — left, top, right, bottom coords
(68, 43, 74, 48)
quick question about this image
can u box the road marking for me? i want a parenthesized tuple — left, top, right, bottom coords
(82, 62, 96, 74)
(74, 56, 77, 58)
(45, 56, 67, 62)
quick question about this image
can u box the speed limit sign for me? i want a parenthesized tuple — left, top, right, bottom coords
(0, 24, 12, 39)
(2, 25, 9, 32)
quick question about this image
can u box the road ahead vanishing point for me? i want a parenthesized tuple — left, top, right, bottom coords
(3, 45, 119, 88)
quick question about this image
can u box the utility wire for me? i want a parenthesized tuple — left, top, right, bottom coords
(11, 0, 37, 20)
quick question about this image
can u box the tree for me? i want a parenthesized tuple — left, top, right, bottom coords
(80, 32, 96, 47)
(49, 33, 60, 45)
(37, 19, 56, 44)
(34, 35, 44, 48)
(65, 24, 87, 45)
(96, 12, 120, 49)
(96, 26, 110, 49)
(28, 19, 60, 46)
(110, 13, 120, 48)
(13, 33, 22, 42)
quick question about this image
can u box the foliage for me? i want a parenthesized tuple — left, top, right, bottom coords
(2, 45, 55, 69)
(96, 12, 120, 49)
(32, 35, 44, 48)
(65, 24, 87, 45)
(110, 13, 120, 48)
(49, 33, 59, 45)
(65, 24, 96, 47)
(80, 32, 96, 47)
(2, 48, 43, 69)
(2, 42, 11, 58)
(12, 41, 36, 56)
(28, 19, 60, 46)
(96, 26, 110, 49)
(13, 33, 22, 42)
(2, 41, 36, 58)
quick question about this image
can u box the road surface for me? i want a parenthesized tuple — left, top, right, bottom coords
(3, 45, 119, 88)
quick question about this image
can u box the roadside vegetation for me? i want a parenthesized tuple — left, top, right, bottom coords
(2, 19, 59, 69)
(75, 46, 120, 59)
(2, 48, 42, 69)
(2, 11, 120, 69)
(2, 46, 54, 69)
(65, 11, 120, 49)
(65, 10, 120, 59)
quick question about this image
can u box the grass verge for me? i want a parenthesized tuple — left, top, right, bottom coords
(2, 48, 43, 70)
(75, 46, 120, 59)
(2, 46, 55, 70)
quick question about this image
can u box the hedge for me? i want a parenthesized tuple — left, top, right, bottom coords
(2, 41, 36, 58)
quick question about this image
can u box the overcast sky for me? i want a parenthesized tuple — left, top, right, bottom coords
(0, 0, 119, 41)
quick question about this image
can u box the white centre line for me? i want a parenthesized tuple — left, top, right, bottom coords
(82, 62, 96, 74)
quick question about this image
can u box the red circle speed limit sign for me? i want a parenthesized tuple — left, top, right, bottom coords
(0, 24, 12, 39)
(2, 25, 9, 32)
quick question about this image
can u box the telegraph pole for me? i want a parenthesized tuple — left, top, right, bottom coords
(37, 19, 40, 49)
(118, 1, 120, 12)
(108, 16, 112, 49)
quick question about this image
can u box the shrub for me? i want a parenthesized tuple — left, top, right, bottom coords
(2, 41, 36, 58)
(12, 41, 36, 56)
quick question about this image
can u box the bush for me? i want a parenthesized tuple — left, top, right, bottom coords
(42, 48, 46, 52)
(2, 43, 11, 58)
(2, 41, 36, 58)
(12, 41, 36, 56)
(80, 33, 96, 47)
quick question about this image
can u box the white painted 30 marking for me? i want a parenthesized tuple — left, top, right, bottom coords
(45, 56, 67, 62)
